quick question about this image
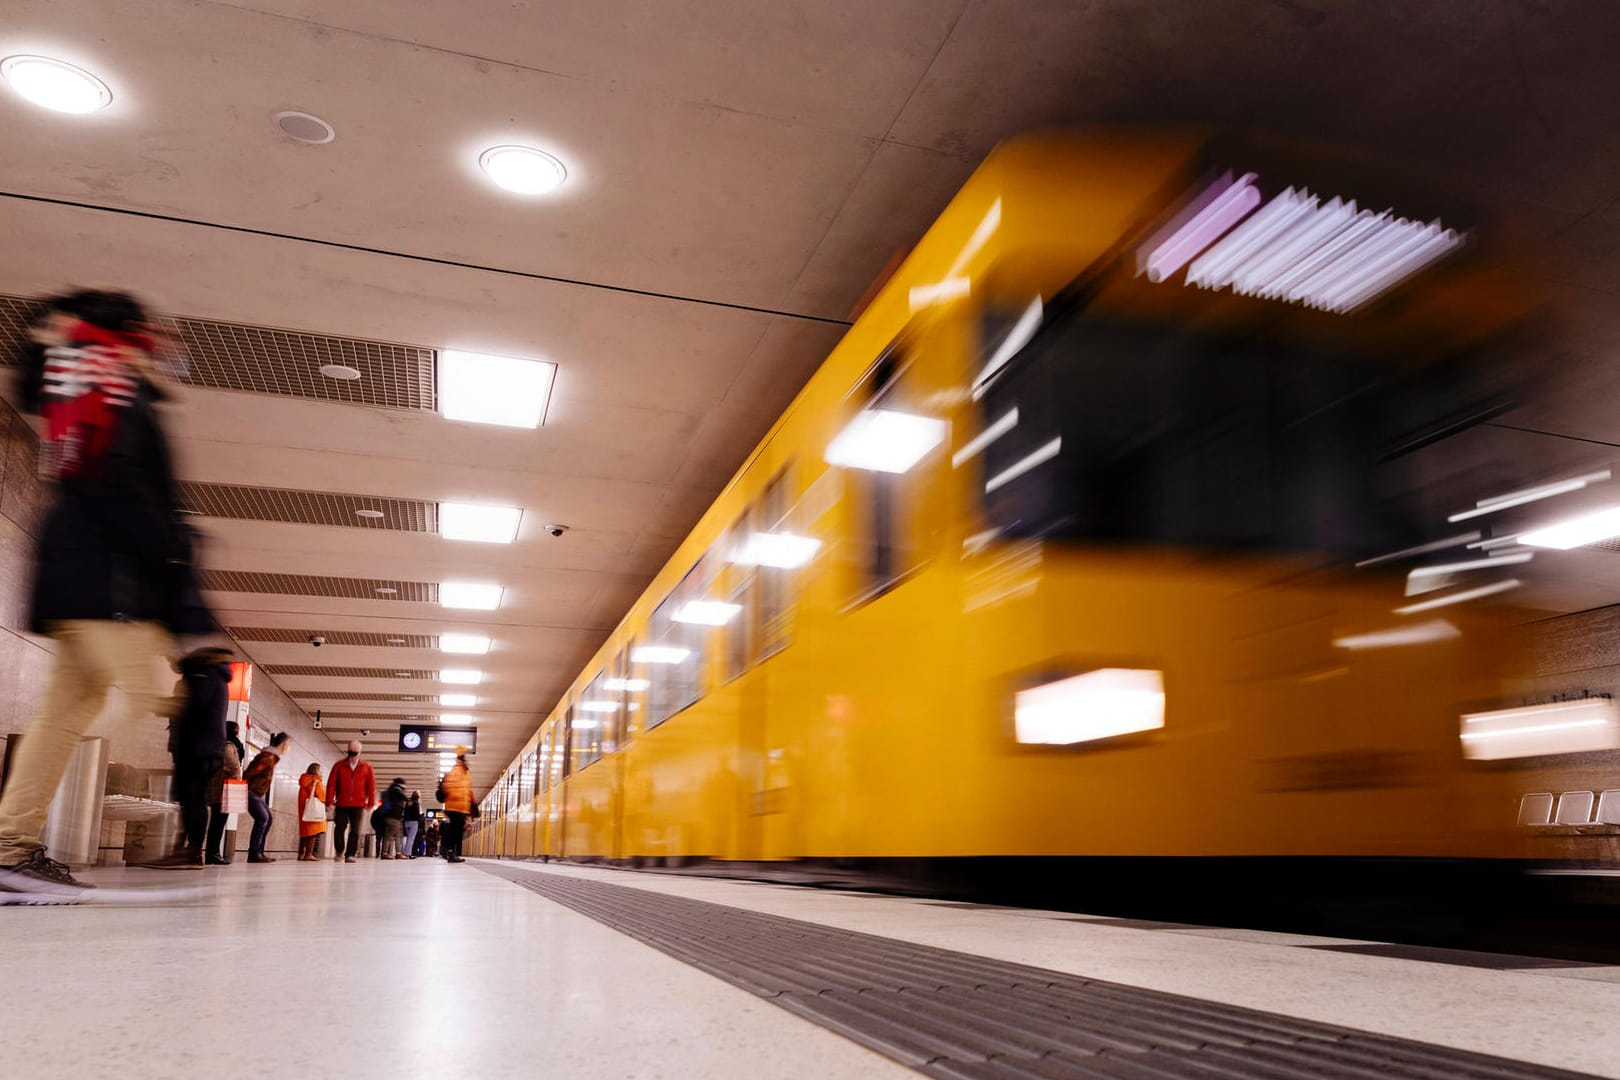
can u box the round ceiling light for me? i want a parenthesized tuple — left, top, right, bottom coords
(274, 110, 335, 144)
(320, 363, 361, 381)
(2, 55, 113, 114)
(355, 508, 385, 519)
(478, 145, 567, 195)
(375, 587, 398, 596)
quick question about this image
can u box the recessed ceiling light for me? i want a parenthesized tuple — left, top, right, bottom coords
(386, 638, 407, 645)
(438, 350, 555, 429)
(375, 587, 399, 596)
(356, 508, 385, 520)
(439, 633, 491, 655)
(478, 144, 567, 195)
(320, 363, 362, 381)
(2, 55, 113, 114)
(439, 582, 502, 610)
(440, 669, 483, 685)
(440, 693, 477, 707)
(274, 110, 335, 144)
(395, 670, 413, 677)
(439, 502, 522, 544)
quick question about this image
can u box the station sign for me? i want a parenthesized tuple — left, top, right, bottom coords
(397, 724, 478, 754)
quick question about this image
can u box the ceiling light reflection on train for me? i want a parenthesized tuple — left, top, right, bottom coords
(1519, 506, 1620, 549)
(1459, 699, 1620, 760)
(631, 646, 690, 665)
(673, 600, 742, 626)
(604, 677, 649, 692)
(825, 409, 947, 473)
(732, 531, 821, 569)
(1013, 669, 1166, 746)
(1332, 620, 1459, 650)
(578, 701, 620, 713)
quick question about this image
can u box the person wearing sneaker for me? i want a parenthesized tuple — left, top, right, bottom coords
(326, 740, 376, 864)
(0, 291, 214, 902)
(134, 646, 235, 870)
(241, 733, 289, 864)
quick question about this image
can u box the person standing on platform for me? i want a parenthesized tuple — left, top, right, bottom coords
(0, 291, 213, 900)
(296, 763, 326, 861)
(241, 733, 289, 864)
(438, 750, 475, 864)
(326, 740, 375, 864)
(380, 777, 407, 859)
(206, 720, 245, 865)
(403, 791, 422, 860)
(134, 646, 234, 870)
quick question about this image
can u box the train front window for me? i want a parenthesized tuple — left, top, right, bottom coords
(968, 300, 1433, 557)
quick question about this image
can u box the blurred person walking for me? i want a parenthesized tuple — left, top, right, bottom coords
(438, 750, 475, 864)
(205, 720, 245, 865)
(326, 740, 375, 864)
(134, 646, 234, 870)
(380, 777, 407, 859)
(403, 791, 422, 859)
(0, 291, 212, 901)
(242, 733, 289, 864)
(296, 762, 326, 861)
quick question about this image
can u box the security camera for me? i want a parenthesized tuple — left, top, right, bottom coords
(309, 634, 326, 647)
(545, 524, 568, 537)
(360, 729, 371, 737)
(311, 718, 322, 730)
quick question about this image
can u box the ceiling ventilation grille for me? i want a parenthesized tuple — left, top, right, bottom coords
(289, 691, 431, 702)
(317, 711, 454, 722)
(227, 628, 439, 648)
(0, 292, 436, 411)
(264, 665, 436, 679)
(184, 483, 438, 532)
(199, 570, 438, 603)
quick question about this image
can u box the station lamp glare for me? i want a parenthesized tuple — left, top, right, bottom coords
(440, 503, 523, 544)
(478, 144, 568, 195)
(438, 350, 556, 429)
(825, 409, 947, 474)
(2, 55, 113, 114)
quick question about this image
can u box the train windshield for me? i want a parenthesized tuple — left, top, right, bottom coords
(972, 300, 1482, 558)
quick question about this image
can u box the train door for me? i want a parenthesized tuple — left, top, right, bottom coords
(538, 727, 554, 859)
(608, 650, 629, 860)
(503, 770, 519, 859)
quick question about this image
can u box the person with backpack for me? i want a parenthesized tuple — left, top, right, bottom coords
(134, 646, 234, 870)
(379, 777, 408, 859)
(0, 291, 213, 901)
(402, 791, 423, 859)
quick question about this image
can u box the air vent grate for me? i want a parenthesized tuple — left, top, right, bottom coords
(184, 483, 438, 532)
(289, 691, 431, 702)
(316, 711, 457, 722)
(227, 628, 439, 649)
(0, 292, 436, 411)
(199, 570, 437, 603)
(264, 665, 435, 679)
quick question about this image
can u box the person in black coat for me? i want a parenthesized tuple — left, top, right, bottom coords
(135, 647, 234, 869)
(0, 291, 216, 898)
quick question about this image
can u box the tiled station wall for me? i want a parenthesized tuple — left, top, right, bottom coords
(0, 394, 340, 854)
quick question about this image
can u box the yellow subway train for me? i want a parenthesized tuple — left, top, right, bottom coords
(465, 131, 1586, 909)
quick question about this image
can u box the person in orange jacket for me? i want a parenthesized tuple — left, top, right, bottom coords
(438, 750, 475, 864)
(296, 763, 326, 861)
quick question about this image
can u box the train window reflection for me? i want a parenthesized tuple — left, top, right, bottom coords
(643, 567, 706, 727)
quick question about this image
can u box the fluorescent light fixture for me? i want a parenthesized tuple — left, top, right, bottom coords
(439, 693, 477, 707)
(439, 503, 522, 544)
(1459, 699, 1620, 761)
(439, 633, 491, 655)
(439, 582, 503, 610)
(438, 350, 556, 429)
(972, 298, 1043, 399)
(1394, 578, 1521, 615)
(825, 409, 947, 474)
(674, 600, 742, 626)
(1, 55, 112, 114)
(1332, 619, 1460, 650)
(1014, 669, 1165, 746)
(1449, 470, 1612, 522)
(953, 408, 1019, 468)
(439, 714, 476, 725)
(604, 677, 649, 692)
(578, 701, 619, 713)
(985, 437, 1062, 494)
(1138, 172, 1261, 283)
(631, 645, 690, 665)
(478, 144, 567, 195)
(1519, 506, 1620, 550)
(732, 531, 821, 569)
(439, 669, 483, 685)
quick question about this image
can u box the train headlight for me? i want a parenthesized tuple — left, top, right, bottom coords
(1014, 669, 1165, 746)
(1459, 699, 1620, 761)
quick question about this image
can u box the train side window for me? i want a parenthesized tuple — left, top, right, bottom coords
(560, 703, 576, 779)
(576, 669, 616, 767)
(521, 750, 537, 805)
(754, 467, 799, 661)
(539, 729, 553, 794)
(719, 523, 755, 684)
(610, 650, 637, 749)
(641, 564, 706, 727)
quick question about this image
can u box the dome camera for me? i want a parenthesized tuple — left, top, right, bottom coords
(545, 524, 568, 537)
(360, 728, 371, 737)
(309, 634, 327, 647)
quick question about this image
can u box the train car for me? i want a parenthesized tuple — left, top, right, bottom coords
(467, 131, 1602, 917)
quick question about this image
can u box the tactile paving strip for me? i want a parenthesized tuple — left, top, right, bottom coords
(478, 864, 1596, 1080)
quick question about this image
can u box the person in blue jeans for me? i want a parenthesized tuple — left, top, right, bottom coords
(242, 733, 289, 864)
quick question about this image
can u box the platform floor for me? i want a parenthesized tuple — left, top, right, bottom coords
(6, 858, 1617, 1079)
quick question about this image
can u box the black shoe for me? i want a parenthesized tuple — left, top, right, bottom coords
(205, 855, 230, 866)
(0, 849, 93, 900)
(447, 855, 465, 863)
(132, 851, 204, 870)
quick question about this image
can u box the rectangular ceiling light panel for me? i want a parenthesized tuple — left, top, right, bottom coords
(439, 502, 523, 543)
(439, 583, 504, 610)
(439, 669, 483, 685)
(438, 633, 491, 655)
(439, 350, 556, 428)
(1135, 179, 1463, 314)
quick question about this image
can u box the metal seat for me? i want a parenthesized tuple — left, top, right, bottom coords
(1595, 790, 1620, 826)
(1554, 790, 1595, 825)
(1517, 792, 1554, 826)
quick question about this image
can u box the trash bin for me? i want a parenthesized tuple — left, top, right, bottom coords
(2, 734, 109, 870)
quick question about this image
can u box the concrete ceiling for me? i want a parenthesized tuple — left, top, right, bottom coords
(2, 0, 1620, 785)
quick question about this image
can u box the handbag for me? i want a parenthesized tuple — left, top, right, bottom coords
(301, 793, 327, 823)
(435, 784, 447, 803)
(221, 778, 248, 816)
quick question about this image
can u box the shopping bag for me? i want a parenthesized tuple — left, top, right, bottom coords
(221, 779, 249, 815)
(301, 795, 327, 823)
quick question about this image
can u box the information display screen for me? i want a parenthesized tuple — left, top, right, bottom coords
(397, 725, 478, 753)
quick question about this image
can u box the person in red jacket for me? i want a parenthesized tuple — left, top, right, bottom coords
(325, 740, 375, 864)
